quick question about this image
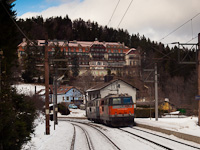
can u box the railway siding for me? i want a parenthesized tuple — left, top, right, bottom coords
(136, 123, 200, 144)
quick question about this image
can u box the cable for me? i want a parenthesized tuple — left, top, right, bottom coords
(191, 19, 193, 39)
(159, 12, 200, 42)
(0, 0, 34, 45)
(186, 35, 198, 43)
(117, 0, 133, 28)
(107, 0, 120, 26)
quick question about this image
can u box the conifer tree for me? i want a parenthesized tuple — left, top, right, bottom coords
(0, 1, 36, 149)
(71, 54, 79, 77)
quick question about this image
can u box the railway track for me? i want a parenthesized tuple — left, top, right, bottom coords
(131, 127, 200, 149)
(61, 119, 200, 149)
(119, 127, 200, 150)
(68, 120, 121, 150)
(70, 123, 94, 150)
(118, 128, 172, 150)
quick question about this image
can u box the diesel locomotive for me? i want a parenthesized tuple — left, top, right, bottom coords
(86, 94, 134, 127)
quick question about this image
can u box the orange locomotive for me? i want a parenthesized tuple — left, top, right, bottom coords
(86, 94, 134, 127)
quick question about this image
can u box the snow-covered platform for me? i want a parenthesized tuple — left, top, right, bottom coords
(135, 117, 200, 144)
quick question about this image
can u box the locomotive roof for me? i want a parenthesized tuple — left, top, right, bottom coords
(104, 93, 131, 98)
(86, 78, 138, 92)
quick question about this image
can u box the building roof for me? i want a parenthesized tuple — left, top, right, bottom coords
(57, 86, 74, 94)
(126, 48, 137, 55)
(86, 78, 138, 92)
(18, 39, 129, 49)
(49, 85, 83, 95)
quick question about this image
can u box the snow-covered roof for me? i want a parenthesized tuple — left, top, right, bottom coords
(18, 40, 129, 49)
(49, 85, 83, 95)
(87, 78, 138, 92)
(126, 48, 137, 55)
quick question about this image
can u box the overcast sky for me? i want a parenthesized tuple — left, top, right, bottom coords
(14, 0, 200, 46)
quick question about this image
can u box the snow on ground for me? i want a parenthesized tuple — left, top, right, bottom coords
(13, 83, 45, 96)
(15, 84, 200, 149)
(58, 109, 86, 118)
(22, 109, 200, 150)
(136, 116, 199, 137)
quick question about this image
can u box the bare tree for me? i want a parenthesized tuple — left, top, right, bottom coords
(72, 70, 95, 92)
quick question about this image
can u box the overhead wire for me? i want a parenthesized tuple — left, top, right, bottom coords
(1, 1, 29, 40)
(117, 0, 133, 28)
(186, 35, 198, 43)
(107, 0, 120, 26)
(159, 12, 200, 42)
(191, 19, 193, 39)
(0, 0, 37, 46)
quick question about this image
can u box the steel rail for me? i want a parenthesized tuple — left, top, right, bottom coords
(118, 128, 173, 150)
(130, 127, 200, 150)
(70, 125, 76, 150)
(72, 123, 94, 150)
(67, 120, 121, 150)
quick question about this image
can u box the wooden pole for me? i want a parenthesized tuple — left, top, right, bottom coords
(45, 35, 50, 134)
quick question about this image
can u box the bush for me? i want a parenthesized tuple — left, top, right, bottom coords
(135, 108, 155, 118)
(58, 103, 70, 115)
(135, 108, 166, 118)
(0, 88, 37, 150)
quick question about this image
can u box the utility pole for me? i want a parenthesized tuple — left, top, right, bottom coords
(155, 63, 158, 121)
(0, 50, 3, 95)
(53, 68, 58, 130)
(53, 76, 56, 130)
(172, 34, 199, 125)
(44, 35, 50, 135)
(198, 33, 200, 126)
(55, 68, 58, 125)
(143, 63, 158, 121)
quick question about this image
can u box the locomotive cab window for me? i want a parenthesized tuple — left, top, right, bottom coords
(101, 100, 104, 105)
(123, 97, 133, 104)
(112, 98, 121, 105)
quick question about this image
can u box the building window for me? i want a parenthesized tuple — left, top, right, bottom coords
(79, 48, 82, 52)
(63, 97, 65, 101)
(66, 97, 69, 100)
